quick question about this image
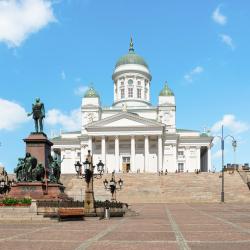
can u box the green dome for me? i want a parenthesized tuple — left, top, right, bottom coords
(115, 38, 148, 69)
(84, 86, 99, 98)
(159, 82, 174, 96)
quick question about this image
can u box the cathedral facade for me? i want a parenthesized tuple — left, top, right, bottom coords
(52, 39, 213, 174)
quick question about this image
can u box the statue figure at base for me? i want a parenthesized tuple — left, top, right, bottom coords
(48, 155, 63, 183)
(28, 98, 45, 133)
(14, 153, 45, 182)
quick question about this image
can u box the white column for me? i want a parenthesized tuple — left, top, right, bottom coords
(144, 136, 149, 172)
(196, 146, 200, 171)
(101, 136, 106, 169)
(158, 135, 163, 172)
(115, 136, 120, 172)
(88, 136, 92, 153)
(80, 142, 85, 162)
(207, 145, 212, 172)
(131, 136, 135, 172)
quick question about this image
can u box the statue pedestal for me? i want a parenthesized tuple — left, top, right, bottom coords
(8, 182, 68, 200)
(10, 132, 69, 200)
(24, 132, 53, 169)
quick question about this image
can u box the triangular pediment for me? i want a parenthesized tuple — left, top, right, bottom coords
(85, 112, 164, 129)
(104, 117, 146, 127)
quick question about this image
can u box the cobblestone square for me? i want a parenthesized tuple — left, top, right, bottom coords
(1, 203, 250, 250)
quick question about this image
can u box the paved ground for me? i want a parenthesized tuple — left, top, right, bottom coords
(1, 203, 250, 250)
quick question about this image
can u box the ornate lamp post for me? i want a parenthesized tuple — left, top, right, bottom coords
(103, 171, 123, 201)
(74, 150, 105, 215)
(214, 125, 237, 202)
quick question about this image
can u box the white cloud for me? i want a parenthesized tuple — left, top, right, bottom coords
(61, 70, 66, 80)
(0, 98, 29, 130)
(46, 108, 81, 131)
(212, 6, 227, 25)
(211, 114, 249, 135)
(219, 34, 235, 50)
(184, 66, 204, 82)
(0, 0, 56, 47)
(74, 85, 88, 96)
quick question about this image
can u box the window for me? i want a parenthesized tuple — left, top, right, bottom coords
(128, 88, 133, 98)
(121, 88, 125, 99)
(128, 79, 133, 85)
(137, 88, 141, 98)
(137, 81, 141, 86)
(178, 163, 184, 172)
(178, 151, 184, 156)
(121, 82, 124, 86)
(144, 88, 148, 99)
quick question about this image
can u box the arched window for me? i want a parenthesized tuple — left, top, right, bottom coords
(128, 79, 133, 85)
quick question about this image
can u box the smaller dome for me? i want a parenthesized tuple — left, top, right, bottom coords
(115, 38, 148, 69)
(159, 82, 174, 96)
(84, 86, 99, 98)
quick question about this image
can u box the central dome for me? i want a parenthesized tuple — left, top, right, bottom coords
(115, 38, 148, 69)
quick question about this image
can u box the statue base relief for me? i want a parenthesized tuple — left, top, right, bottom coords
(8, 182, 68, 200)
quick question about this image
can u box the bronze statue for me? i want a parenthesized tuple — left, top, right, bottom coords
(28, 98, 45, 133)
(48, 155, 62, 183)
(14, 153, 46, 182)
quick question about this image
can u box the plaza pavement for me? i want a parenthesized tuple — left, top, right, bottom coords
(1, 203, 250, 250)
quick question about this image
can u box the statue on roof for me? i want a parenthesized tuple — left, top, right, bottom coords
(28, 98, 45, 133)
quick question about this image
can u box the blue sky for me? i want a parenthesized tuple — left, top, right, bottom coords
(0, 0, 250, 172)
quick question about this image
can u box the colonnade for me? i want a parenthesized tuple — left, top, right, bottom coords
(87, 135, 163, 172)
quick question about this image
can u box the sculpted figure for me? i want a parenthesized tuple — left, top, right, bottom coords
(14, 158, 25, 181)
(15, 153, 46, 182)
(48, 155, 62, 183)
(28, 98, 45, 133)
(34, 163, 45, 182)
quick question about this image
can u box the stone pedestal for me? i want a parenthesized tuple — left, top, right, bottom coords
(8, 182, 68, 200)
(24, 132, 53, 169)
(9, 132, 68, 200)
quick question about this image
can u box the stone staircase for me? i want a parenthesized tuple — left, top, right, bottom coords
(0, 206, 56, 223)
(61, 172, 250, 203)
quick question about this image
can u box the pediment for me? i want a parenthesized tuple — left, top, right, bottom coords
(103, 118, 146, 127)
(85, 112, 163, 129)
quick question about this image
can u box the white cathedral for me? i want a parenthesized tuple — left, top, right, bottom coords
(52, 39, 213, 174)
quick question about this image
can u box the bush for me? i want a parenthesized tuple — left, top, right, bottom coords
(2, 197, 32, 206)
(2, 197, 18, 205)
(19, 198, 32, 205)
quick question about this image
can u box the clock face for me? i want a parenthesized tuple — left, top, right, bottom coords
(87, 113, 94, 123)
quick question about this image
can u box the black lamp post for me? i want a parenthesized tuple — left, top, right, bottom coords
(74, 150, 105, 214)
(103, 171, 123, 201)
(74, 152, 105, 184)
(74, 161, 82, 178)
(214, 125, 237, 202)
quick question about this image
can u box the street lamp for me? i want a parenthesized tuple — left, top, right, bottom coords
(74, 150, 105, 215)
(103, 171, 124, 201)
(214, 125, 237, 202)
(74, 151, 105, 185)
(74, 161, 82, 178)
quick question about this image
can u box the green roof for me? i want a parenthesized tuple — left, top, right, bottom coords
(159, 82, 174, 96)
(176, 128, 199, 133)
(200, 132, 209, 137)
(115, 38, 148, 69)
(84, 86, 99, 98)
